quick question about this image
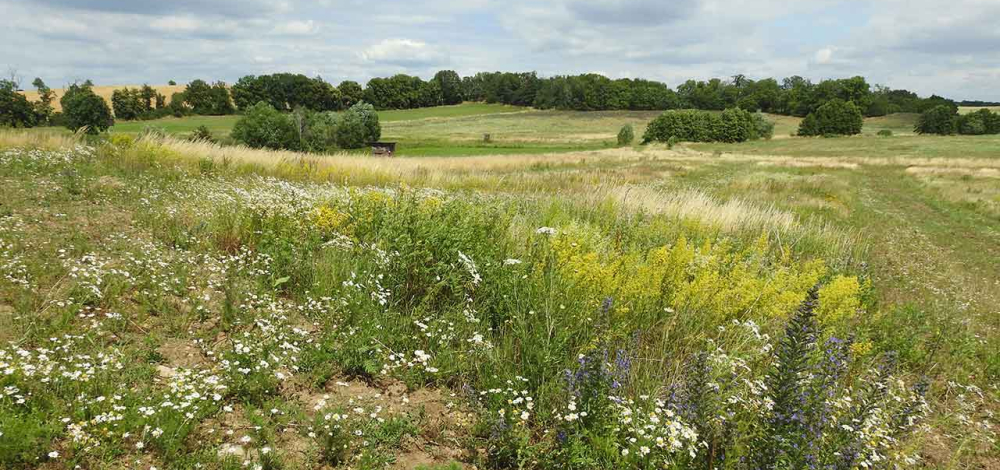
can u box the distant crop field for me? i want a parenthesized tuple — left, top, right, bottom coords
(959, 105, 1000, 114)
(20, 84, 186, 112)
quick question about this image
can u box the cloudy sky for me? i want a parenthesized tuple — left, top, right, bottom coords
(2, 0, 999, 100)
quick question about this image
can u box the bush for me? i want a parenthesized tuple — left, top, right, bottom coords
(915, 104, 958, 135)
(61, 82, 114, 134)
(190, 125, 214, 142)
(296, 109, 340, 152)
(752, 112, 775, 140)
(642, 110, 715, 143)
(716, 107, 756, 142)
(617, 124, 634, 146)
(231, 101, 298, 150)
(0, 79, 36, 128)
(877, 129, 893, 137)
(642, 108, 767, 144)
(957, 109, 999, 135)
(336, 102, 381, 149)
(797, 99, 863, 136)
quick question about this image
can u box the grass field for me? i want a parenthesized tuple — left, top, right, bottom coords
(106, 104, 924, 157)
(1, 103, 999, 469)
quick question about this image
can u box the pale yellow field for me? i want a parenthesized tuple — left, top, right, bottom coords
(19, 84, 184, 112)
(958, 105, 1000, 114)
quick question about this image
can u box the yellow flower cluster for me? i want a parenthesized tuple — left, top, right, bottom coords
(550, 229, 863, 325)
(313, 205, 352, 237)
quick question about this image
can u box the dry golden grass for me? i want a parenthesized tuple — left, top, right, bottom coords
(0, 128, 81, 149)
(0, 128, 867, 263)
(20, 84, 186, 112)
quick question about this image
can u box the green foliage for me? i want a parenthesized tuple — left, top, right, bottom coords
(797, 99, 863, 136)
(642, 108, 769, 143)
(168, 92, 188, 117)
(915, 104, 958, 135)
(877, 129, 894, 137)
(336, 101, 381, 149)
(184, 80, 234, 115)
(0, 79, 36, 128)
(752, 112, 775, 140)
(232, 74, 342, 112)
(231, 102, 299, 150)
(295, 109, 339, 152)
(957, 109, 1000, 135)
(31, 77, 56, 125)
(190, 124, 214, 142)
(433, 70, 464, 105)
(111, 86, 149, 120)
(616, 123, 634, 146)
(61, 81, 114, 134)
(232, 101, 380, 152)
(338, 80, 364, 108)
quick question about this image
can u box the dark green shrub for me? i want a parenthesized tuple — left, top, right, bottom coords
(190, 125, 214, 142)
(60, 82, 114, 134)
(958, 114, 986, 135)
(716, 108, 755, 142)
(957, 109, 999, 135)
(642, 108, 767, 144)
(617, 123, 634, 146)
(0, 79, 36, 128)
(915, 104, 958, 135)
(183, 80, 233, 115)
(642, 110, 714, 143)
(797, 99, 863, 136)
(231, 101, 298, 150)
(111, 87, 146, 120)
(877, 129, 893, 137)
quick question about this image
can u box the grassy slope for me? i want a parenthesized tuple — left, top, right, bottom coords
(2, 120, 999, 467)
(110, 103, 525, 136)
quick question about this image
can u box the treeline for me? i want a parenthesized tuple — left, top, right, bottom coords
(1, 77, 59, 128)
(1, 69, 980, 136)
(0, 78, 114, 134)
(916, 106, 1000, 135)
(112, 80, 233, 120)
(132, 71, 963, 121)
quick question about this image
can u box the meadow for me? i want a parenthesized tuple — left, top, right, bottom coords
(0, 103, 998, 469)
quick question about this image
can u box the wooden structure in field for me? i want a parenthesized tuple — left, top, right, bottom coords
(370, 142, 396, 157)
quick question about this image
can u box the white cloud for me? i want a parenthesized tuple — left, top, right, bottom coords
(814, 48, 834, 65)
(1, 0, 998, 100)
(272, 20, 318, 36)
(150, 16, 201, 33)
(360, 39, 447, 67)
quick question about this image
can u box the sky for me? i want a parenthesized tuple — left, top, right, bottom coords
(2, 0, 999, 101)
